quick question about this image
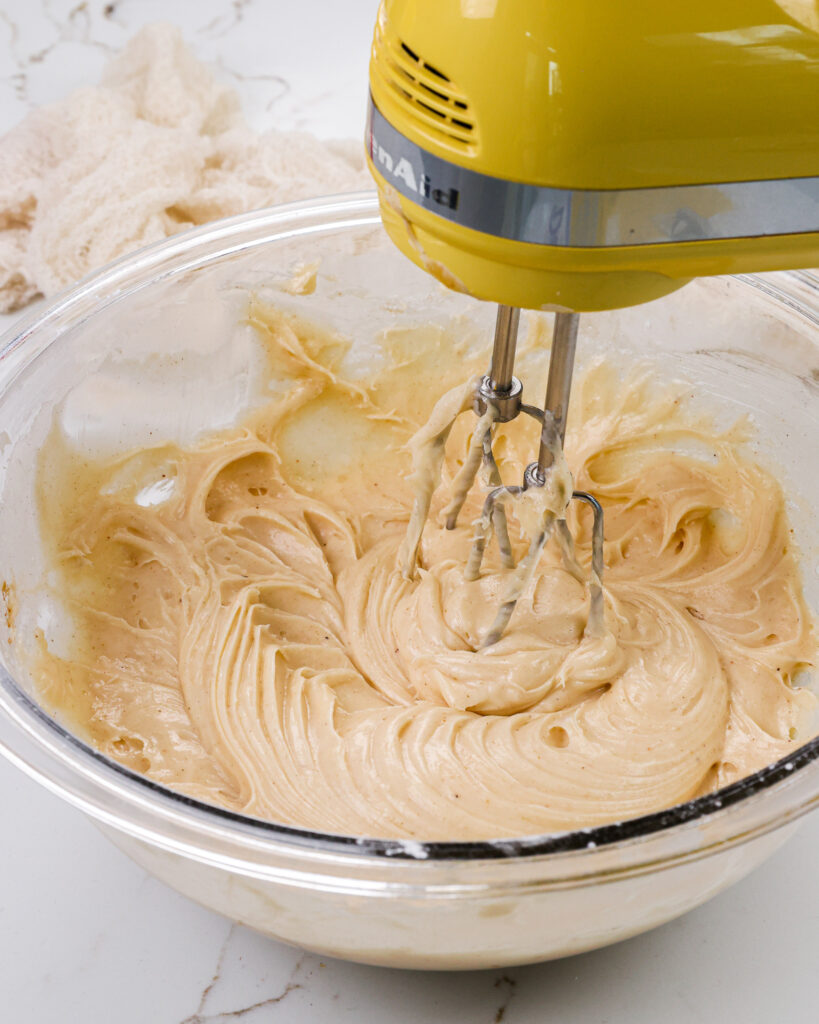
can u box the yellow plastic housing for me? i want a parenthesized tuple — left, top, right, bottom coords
(367, 0, 819, 311)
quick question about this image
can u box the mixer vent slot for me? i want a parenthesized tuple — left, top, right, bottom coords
(373, 23, 477, 151)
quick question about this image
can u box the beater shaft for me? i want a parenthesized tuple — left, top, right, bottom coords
(488, 305, 520, 393)
(535, 312, 579, 477)
(476, 306, 523, 423)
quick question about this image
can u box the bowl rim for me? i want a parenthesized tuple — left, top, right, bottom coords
(0, 192, 817, 868)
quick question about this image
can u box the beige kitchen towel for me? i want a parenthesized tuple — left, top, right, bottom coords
(0, 22, 370, 313)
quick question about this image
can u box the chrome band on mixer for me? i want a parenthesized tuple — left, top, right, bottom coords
(367, 97, 819, 248)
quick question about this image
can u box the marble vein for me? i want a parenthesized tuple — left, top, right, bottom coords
(180, 925, 307, 1024)
(199, 0, 254, 41)
(492, 974, 518, 1023)
(183, 923, 239, 1024)
(208, 55, 290, 112)
(0, 0, 117, 114)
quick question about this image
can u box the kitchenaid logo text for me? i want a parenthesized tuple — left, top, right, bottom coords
(372, 138, 460, 210)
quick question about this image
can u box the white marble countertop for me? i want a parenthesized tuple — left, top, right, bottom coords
(0, 2, 817, 1021)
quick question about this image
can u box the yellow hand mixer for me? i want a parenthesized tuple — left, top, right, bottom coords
(365, 0, 819, 645)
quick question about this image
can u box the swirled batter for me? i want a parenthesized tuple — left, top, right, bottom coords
(34, 304, 817, 839)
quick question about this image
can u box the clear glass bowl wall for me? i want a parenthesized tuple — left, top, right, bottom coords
(0, 195, 816, 969)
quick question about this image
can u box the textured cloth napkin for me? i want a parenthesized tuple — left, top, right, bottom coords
(0, 22, 370, 313)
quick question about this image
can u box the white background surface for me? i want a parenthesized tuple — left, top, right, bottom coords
(0, 2, 817, 1021)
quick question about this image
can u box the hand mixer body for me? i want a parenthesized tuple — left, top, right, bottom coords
(366, 0, 819, 312)
(365, 0, 819, 644)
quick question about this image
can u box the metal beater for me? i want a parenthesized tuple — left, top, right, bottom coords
(403, 307, 605, 648)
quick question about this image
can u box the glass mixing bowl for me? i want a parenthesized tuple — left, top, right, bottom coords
(0, 195, 817, 970)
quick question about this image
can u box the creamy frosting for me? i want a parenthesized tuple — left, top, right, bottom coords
(34, 303, 817, 840)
